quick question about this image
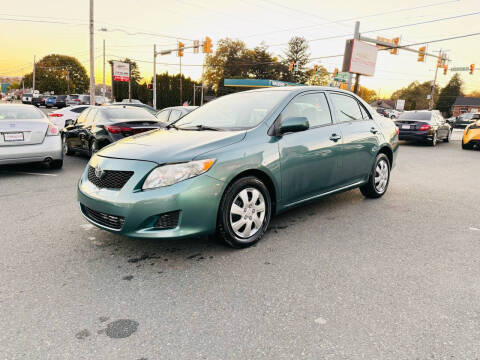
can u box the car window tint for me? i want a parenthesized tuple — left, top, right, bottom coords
(282, 92, 332, 127)
(156, 110, 170, 122)
(359, 103, 371, 120)
(169, 109, 183, 122)
(72, 107, 87, 113)
(330, 93, 363, 122)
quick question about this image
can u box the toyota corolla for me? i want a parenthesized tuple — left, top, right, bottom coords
(78, 87, 399, 248)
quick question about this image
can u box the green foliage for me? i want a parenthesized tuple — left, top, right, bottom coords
(153, 72, 201, 109)
(282, 36, 311, 83)
(391, 81, 439, 110)
(435, 73, 463, 117)
(305, 65, 330, 86)
(23, 54, 89, 94)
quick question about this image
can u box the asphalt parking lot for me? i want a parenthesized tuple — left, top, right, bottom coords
(1, 132, 479, 359)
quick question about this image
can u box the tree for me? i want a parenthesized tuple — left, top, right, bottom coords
(305, 65, 330, 86)
(435, 73, 463, 116)
(153, 72, 201, 109)
(23, 54, 88, 94)
(244, 43, 289, 81)
(282, 36, 310, 83)
(465, 90, 480, 97)
(357, 86, 378, 104)
(391, 81, 439, 110)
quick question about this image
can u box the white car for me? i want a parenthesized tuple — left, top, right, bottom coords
(0, 104, 63, 168)
(22, 93, 33, 104)
(47, 105, 90, 129)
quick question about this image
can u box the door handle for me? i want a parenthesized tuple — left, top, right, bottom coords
(370, 127, 378, 134)
(329, 134, 342, 142)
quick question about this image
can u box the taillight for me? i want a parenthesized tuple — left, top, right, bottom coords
(47, 124, 59, 136)
(105, 125, 132, 134)
(418, 124, 431, 131)
(396, 127, 399, 135)
(49, 113, 63, 117)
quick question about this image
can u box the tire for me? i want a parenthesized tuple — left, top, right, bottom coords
(430, 131, 438, 146)
(63, 138, 75, 156)
(89, 140, 98, 157)
(49, 159, 63, 169)
(360, 153, 390, 199)
(216, 176, 272, 248)
(462, 139, 473, 150)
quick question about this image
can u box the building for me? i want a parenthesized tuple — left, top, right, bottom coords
(451, 96, 480, 116)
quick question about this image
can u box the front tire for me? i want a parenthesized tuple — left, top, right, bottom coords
(462, 139, 473, 150)
(360, 153, 390, 199)
(64, 138, 75, 155)
(443, 130, 450, 142)
(217, 176, 272, 248)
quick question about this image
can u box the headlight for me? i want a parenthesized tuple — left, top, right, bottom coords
(142, 159, 215, 190)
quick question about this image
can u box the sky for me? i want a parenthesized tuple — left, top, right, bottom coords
(1, 0, 480, 97)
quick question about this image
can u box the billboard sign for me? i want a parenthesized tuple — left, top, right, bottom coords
(113, 61, 130, 82)
(342, 39, 378, 77)
(396, 99, 405, 111)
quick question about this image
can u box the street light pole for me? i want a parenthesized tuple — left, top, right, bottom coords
(179, 55, 182, 105)
(89, 0, 96, 105)
(153, 44, 157, 109)
(429, 50, 441, 110)
(103, 39, 106, 98)
(32, 55, 36, 93)
(347, 21, 360, 92)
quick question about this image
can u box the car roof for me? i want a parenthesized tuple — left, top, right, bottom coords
(161, 106, 198, 111)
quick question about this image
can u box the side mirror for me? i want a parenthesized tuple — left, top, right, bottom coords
(279, 116, 309, 134)
(65, 119, 75, 127)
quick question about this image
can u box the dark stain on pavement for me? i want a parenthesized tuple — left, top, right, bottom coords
(75, 329, 91, 340)
(105, 319, 139, 339)
(122, 275, 134, 281)
(186, 253, 202, 259)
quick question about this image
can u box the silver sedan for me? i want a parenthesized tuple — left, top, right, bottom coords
(0, 104, 63, 168)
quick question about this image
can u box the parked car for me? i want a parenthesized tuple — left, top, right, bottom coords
(31, 95, 47, 107)
(63, 105, 165, 157)
(461, 114, 480, 149)
(156, 106, 198, 122)
(0, 104, 63, 168)
(384, 109, 401, 119)
(54, 95, 67, 108)
(45, 96, 57, 108)
(48, 105, 90, 129)
(95, 96, 110, 105)
(77, 87, 399, 248)
(395, 110, 451, 146)
(21, 93, 33, 104)
(454, 112, 479, 128)
(111, 102, 157, 115)
(67, 94, 85, 106)
(445, 116, 456, 126)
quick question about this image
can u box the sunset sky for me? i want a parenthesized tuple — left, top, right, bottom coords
(1, 0, 480, 96)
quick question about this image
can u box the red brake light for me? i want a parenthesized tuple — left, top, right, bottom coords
(49, 113, 63, 117)
(105, 125, 132, 134)
(396, 127, 399, 135)
(47, 124, 59, 136)
(418, 124, 431, 131)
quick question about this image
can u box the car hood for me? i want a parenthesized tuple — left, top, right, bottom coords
(97, 128, 246, 163)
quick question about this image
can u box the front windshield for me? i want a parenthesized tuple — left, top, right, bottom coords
(175, 90, 289, 130)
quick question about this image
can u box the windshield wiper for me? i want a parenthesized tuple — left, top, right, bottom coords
(178, 125, 223, 131)
(166, 123, 178, 129)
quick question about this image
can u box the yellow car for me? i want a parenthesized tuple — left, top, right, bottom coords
(462, 117, 480, 150)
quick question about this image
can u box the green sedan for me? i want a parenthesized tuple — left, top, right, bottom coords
(78, 87, 399, 248)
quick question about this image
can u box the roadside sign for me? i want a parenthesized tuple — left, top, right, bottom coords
(334, 72, 349, 83)
(450, 66, 471, 72)
(343, 39, 378, 76)
(396, 99, 405, 111)
(113, 61, 130, 82)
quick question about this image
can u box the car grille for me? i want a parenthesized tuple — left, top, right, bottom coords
(82, 205, 125, 230)
(88, 166, 134, 189)
(153, 211, 180, 230)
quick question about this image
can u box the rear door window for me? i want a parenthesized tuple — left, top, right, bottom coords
(169, 109, 183, 122)
(282, 92, 332, 128)
(330, 93, 363, 122)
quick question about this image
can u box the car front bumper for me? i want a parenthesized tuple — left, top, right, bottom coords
(0, 135, 63, 165)
(463, 128, 480, 145)
(77, 155, 224, 239)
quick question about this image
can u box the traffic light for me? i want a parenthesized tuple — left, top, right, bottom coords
(443, 65, 448, 75)
(389, 37, 400, 55)
(147, 83, 153, 90)
(313, 64, 318, 74)
(437, 56, 443, 68)
(177, 42, 184, 57)
(193, 40, 200, 54)
(289, 61, 294, 72)
(333, 68, 338, 77)
(203, 37, 213, 53)
(417, 46, 426, 62)
(470, 64, 475, 75)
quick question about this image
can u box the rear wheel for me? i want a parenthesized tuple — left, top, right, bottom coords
(360, 153, 390, 199)
(63, 138, 75, 155)
(443, 130, 450, 142)
(217, 176, 272, 248)
(462, 139, 473, 150)
(49, 159, 63, 169)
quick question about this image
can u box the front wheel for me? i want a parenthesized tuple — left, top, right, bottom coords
(217, 176, 272, 248)
(462, 139, 473, 150)
(360, 153, 390, 199)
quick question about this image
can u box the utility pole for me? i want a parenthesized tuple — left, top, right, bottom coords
(66, 70, 70, 94)
(32, 55, 36, 92)
(429, 49, 441, 110)
(153, 44, 157, 109)
(128, 62, 132, 102)
(89, 0, 95, 106)
(347, 21, 360, 92)
(179, 55, 182, 105)
(103, 39, 106, 98)
(193, 84, 196, 106)
(201, 55, 205, 106)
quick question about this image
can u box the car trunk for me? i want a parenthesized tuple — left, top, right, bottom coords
(395, 120, 430, 131)
(0, 120, 48, 146)
(106, 120, 164, 137)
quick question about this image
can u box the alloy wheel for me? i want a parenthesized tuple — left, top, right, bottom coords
(374, 159, 389, 194)
(229, 187, 266, 239)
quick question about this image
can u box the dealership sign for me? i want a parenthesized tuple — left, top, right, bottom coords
(113, 61, 130, 82)
(342, 39, 378, 77)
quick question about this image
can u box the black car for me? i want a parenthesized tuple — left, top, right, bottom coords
(54, 95, 68, 108)
(31, 95, 46, 107)
(62, 105, 166, 156)
(454, 112, 480, 128)
(395, 110, 451, 146)
(111, 102, 157, 115)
